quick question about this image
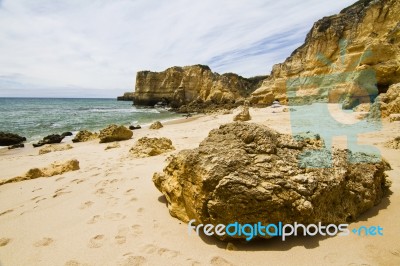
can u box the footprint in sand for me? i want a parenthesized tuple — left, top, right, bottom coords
(32, 188, 42, 192)
(0, 238, 11, 247)
(55, 176, 65, 182)
(53, 191, 71, 198)
(36, 198, 47, 204)
(118, 255, 147, 266)
(210, 256, 235, 266)
(106, 196, 119, 206)
(79, 201, 94, 210)
(0, 209, 14, 216)
(124, 189, 135, 195)
(87, 215, 101, 224)
(64, 260, 90, 266)
(131, 225, 142, 237)
(114, 226, 130, 245)
(34, 237, 54, 247)
(141, 244, 180, 258)
(137, 208, 144, 213)
(104, 212, 125, 221)
(88, 235, 105, 248)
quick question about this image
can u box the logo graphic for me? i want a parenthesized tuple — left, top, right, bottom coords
(286, 39, 382, 168)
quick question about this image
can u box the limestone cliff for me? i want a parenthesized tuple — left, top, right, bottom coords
(117, 92, 134, 101)
(133, 64, 266, 109)
(251, 0, 400, 106)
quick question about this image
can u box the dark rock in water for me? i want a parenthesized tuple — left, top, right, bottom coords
(153, 122, 391, 241)
(129, 125, 142, 130)
(33, 134, 64, 148)
(8, 143, 25, 149)
(0, 132, 26, 146)
(117, 92, 134, 101)
(61, 132, 73, 137)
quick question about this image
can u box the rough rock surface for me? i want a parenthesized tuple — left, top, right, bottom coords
(133, 64, 266, 108)
(8, 143, 24, 150)
(153, 122, 390, 240)
(0, 159, 80, 186)
(33, 134, 64, 147)
(384, 136, 400, 149)
(251, 0, 400, 106)
(117, 92, 134, 101)
(369, 83, 400, 119)
(233, 101, 251, 121)
(0, 132, 26, 146)
(130, 137, 175, 157)
(98, 125, 133, 143)
(389, 114, 400, 122)
(149, 121, 163, 130)
(72, 130, 98, 143)
(38, 144, 73, 155)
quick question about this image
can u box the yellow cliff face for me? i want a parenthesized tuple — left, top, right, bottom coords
(133, 64, 265, 108)
(251, 0, 400, 105)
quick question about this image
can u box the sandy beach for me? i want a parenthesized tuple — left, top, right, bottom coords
(0, 105, 399, 266)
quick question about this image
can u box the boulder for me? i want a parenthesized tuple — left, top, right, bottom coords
(369, 83, 400, 119)
(384, 136, 400, 149)
(129, 125, 142, 130)
(72, 130, 98, 143)
(98, 124, 133, 143)
(233, 101, 251, 121)
(61, 132, 73, 137)
(0, 159, 80, 186)
(0, 132, 26, 146)
(33, 134, 64, 148)
(8, 143, 24, 149)
(149, 121, 163, 130)
(38, 144, 73, 155)
(130, 137, 175, 158)
(389, 114, 400, 122)
(153, 122, 390, 240)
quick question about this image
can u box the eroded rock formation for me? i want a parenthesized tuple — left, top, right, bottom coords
(369, 82, 400, 119)
(250, 0, 400, 106)
(0, 159, 80, 186)
(153, 122, 390, 240)
(133, 64, 266, 109)
(0, 132, 26, 146)
(130, 137, 175, 157)
(72, 130, 98, 143)
(98, 125, 133, 143)
(39, 144, 73, 155)
(149, 121, 163, 130)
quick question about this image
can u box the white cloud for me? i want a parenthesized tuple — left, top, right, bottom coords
(0, 0, 356, 97)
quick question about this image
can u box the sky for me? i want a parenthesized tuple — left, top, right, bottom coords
(0, 0, 356, 98)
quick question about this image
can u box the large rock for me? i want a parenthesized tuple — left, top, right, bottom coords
(38, 144, 73, 155)
(72, 130, 98, 143)
(133, 64, 266, 108)
(117, 92, 135, 101)
(130, 137, 175, 157)
(149, 121, 163, 130)
(384, 136, 400, 149)
(98, 124, 133, 143)
(153, 122, 390, 240)
(0, 132, 26, 146)
(33, 134, 64, 147)
(369, 83, 400, 119)
(233, 101, 251, 121)
(0, 159, 80, 186)
(250, 0, 400, 105)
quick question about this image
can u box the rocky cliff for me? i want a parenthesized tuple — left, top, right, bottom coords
(133, 64, 266, 110)
(117, 92, 134, 101)
(250, 0, 400, 106)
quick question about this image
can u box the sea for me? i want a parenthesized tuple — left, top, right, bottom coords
(0, 98, 181, 142)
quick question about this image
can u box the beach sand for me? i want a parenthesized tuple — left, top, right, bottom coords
(0, 105, 399, 266)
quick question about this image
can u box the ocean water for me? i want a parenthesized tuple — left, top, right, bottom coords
(0, 98, 181, 142)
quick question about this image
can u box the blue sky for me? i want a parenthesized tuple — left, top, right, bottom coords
(0, 0, 356, 98)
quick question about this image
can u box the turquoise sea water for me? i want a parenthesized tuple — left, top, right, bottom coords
(0, 98, 180, 141)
